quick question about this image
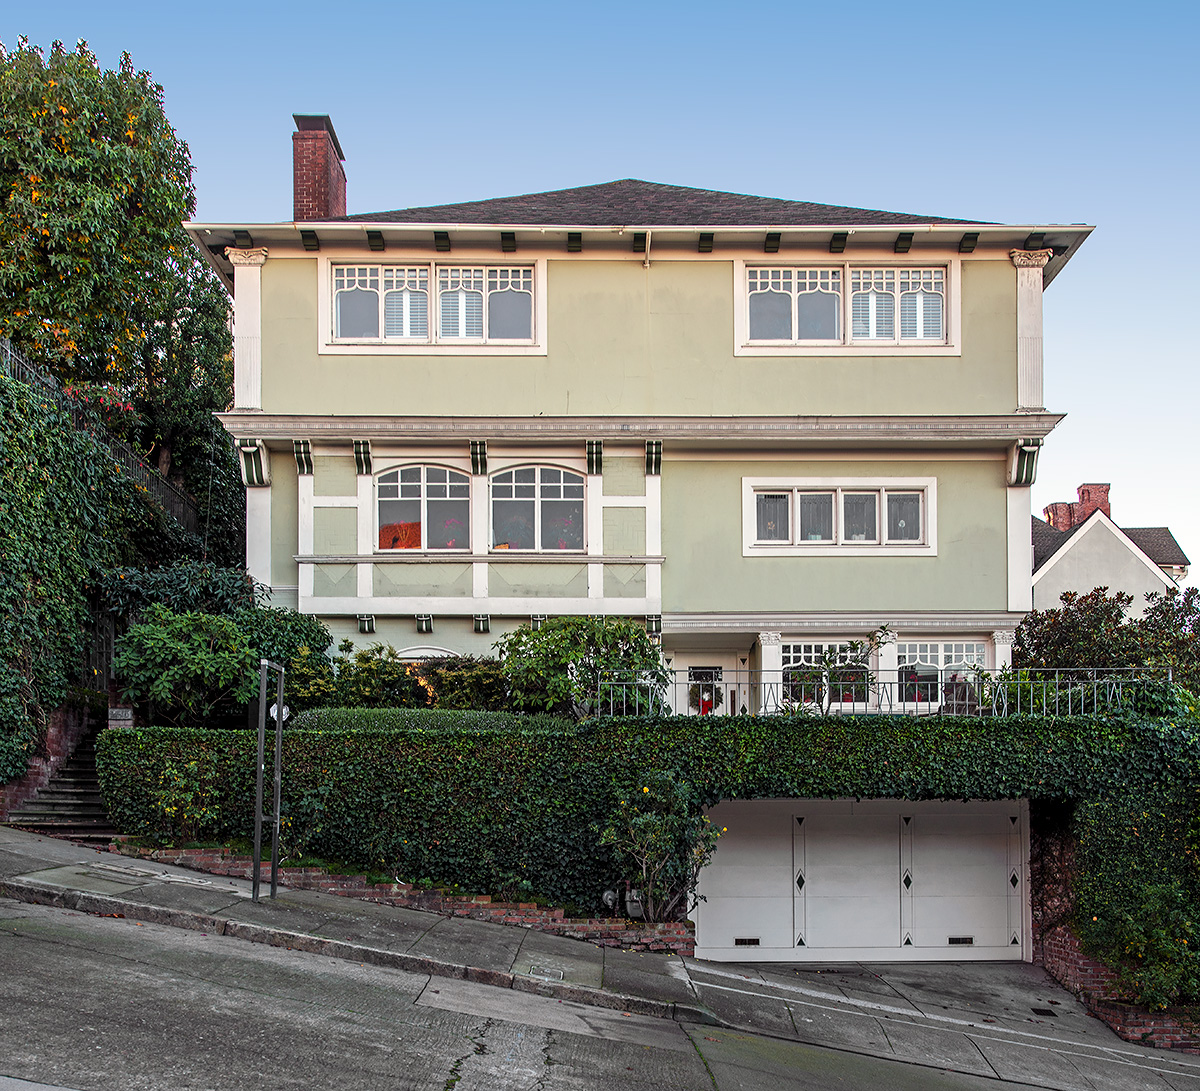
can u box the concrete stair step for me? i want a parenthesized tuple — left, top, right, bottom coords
(5, 817, 120, 832)
(8, 801, 111, 815)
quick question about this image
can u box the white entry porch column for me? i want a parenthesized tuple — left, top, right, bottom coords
(758, 631, 783, 713)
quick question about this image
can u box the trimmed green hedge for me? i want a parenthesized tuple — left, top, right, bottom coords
(97, 712, 1200, 917)
(292, 707, 569, 732)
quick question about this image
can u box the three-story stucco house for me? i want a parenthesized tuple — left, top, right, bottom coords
(189, 114, 1092, 961)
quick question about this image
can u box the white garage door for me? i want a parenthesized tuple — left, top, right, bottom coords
(694, 799, 1028, 962)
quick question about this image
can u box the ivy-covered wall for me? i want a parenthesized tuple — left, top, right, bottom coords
(0, 373, 187, 779)
(96, 712, 1199, 917)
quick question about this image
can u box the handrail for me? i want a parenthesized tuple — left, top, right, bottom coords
(0, 339, 199, 534)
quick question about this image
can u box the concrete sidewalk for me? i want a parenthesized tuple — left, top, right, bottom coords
(3, 827, 1199, 1091)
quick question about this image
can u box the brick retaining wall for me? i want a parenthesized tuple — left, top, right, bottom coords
(115, 844, 694, 956)
(1041, 924, 1200, 1052)
(1029, 803, 1200, 1053)
(0, 703, 96, 821)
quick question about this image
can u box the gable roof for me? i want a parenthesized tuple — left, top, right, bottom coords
(1033, 516, 1190, 574)
(337, 179, 988, 228)
(1122, 528, 1190, 568)
(1032, 516, 1077, 572)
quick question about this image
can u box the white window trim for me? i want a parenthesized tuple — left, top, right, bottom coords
(732, 258, 961, 357)
(317, 255, 549, 356)
(742, 476, 937, 557)
(489, 463, 588, 555)
(375, 463, 473, 555)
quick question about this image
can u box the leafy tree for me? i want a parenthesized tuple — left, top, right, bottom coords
(126, 241, 242, 564)
(0, 38, 193, 383)
(1014, 586, 1200, 693)
(1012, 587, 1144, 670)
(599, 770, 723, 922)
(1140, 586, 1200, 694)
(494, 616, 668, 718)
(0, 38, 244, 565)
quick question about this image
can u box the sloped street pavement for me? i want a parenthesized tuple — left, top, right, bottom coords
(2, 827, 1197, 1090)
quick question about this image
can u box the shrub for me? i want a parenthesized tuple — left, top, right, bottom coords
(494, 616, 668, 717)
(100, 560, 263, 619)
(418, 656, 509, 710)
(112, 605, 258, 727)
(232, 606, 332, 668)
(599, 769, 723, 922)
(331, 643, 428, 709)
(1074, 781, 1200, 1008)
(154, 757, 224, 842)
(287, 645, 339, 711)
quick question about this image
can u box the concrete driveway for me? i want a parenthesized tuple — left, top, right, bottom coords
(682, 959, 1200, 1090)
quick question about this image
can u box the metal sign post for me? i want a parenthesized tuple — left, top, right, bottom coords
(252, 659, 287, 902)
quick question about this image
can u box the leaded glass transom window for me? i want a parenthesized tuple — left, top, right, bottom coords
(745, 265, 946, 347)
(332, 263, 535, 344)
(747, 267, 842, 342)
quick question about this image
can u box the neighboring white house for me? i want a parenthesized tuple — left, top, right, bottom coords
(1033, 483, 1190, 614)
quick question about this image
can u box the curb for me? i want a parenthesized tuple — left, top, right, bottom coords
(0, 877, 721, 1028)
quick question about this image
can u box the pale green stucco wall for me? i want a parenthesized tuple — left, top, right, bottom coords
(603, 457, 646, 496)
(259, 258, 1017, 418)
(489, 563, 587, 597)
(374, 563, 472, 597)
(603, 508, 647, 555)
(313, 455, 357, 496)
(660, 457, 1009, 613)
(269, 452, 298, 590)
(313, 507, 356, 554)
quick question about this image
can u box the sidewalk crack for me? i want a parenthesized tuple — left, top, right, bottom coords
(964, 1033, 1004, 1081)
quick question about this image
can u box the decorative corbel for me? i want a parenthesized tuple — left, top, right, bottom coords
(1007, 438, 1042, 486)
(237, 439, 270, 487)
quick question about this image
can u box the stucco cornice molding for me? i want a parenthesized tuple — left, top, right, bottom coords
(217, 413, 1066, 447)
(1009, 249, 1053, 268)
(665, 612, 1028, 633)
(225, 247, 269, 266)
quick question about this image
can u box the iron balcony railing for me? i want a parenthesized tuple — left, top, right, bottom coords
(596, 666, 1171, 718)
(0, 339, 199, 534)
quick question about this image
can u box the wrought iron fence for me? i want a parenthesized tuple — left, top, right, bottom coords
(597, 666, 1171, 718)
(0, 339, 199, 533)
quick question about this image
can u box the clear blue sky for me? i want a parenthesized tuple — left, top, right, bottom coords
(8, 1, 1199, 586)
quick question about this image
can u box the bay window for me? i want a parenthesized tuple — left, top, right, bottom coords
(377, 466, 470, 551)
(491, 467, 584, 552)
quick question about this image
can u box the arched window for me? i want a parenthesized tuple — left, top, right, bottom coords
(377, 466, 470, 550)
(491, 467, 584, 551)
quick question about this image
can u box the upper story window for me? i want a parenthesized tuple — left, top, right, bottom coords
(739, 262, 951, 351)
(333, 263, 535, 345)
(743, 477, 937, 557)
(378, 466, 470, 551)
(748, 268, 842, 342)
(491, 467, 584, 552)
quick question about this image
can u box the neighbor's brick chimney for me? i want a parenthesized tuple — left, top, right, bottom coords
(1044, 483, 1111, 531)
(292, 114, 346, 221)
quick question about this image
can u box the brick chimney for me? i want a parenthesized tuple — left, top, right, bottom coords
(292, 114, 346, 221)
(1044, 483, 1111, 531)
